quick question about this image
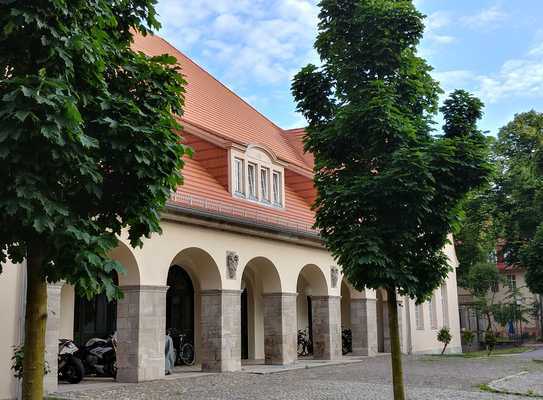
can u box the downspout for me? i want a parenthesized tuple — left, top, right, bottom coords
(16, 260, 27, 400)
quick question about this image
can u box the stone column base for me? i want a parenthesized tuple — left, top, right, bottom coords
(311, 296, 342, 360)
(116, 285, 167, 383)
(200, 290, 241, 372)
(263, 293, 297, 365)
(44, 283, 63, 394)
(351, 298, 378, 356)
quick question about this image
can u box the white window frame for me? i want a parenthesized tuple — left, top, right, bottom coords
(248, 162, 257, 200)
(272, 170, 282, 206)
(233, 157, 245, 196)
(260, 167, 270, 203)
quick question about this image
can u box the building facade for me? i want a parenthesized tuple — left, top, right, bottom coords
(0, 34, 462, 399)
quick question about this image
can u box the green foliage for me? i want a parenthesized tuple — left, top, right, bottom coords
(462, 329, 475, 350)
(11, 345, 49, 379)
(437, 327, 452, 354)
(484, 331, 497, 355)
(0, 1, 189, 299)
(465, 262, 502, 297)
(291, 0, 491, 301)
(494, 111, 543, 295)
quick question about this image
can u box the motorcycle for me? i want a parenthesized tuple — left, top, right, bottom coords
(58, 339, 85, 384)
(78, 334, 117, 378)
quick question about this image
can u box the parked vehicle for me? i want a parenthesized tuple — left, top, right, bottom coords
(342, 328, 352, 355)
(173, 332, 195, 366)
(78, 334, 117, 378)
(297, 328, 312, 357)
(58, 339, 85, 384)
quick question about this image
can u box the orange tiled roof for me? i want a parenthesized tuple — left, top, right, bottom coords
(131, 33, 311, 171)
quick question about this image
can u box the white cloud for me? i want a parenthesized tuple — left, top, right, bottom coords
(433, 42, 543, 104)
(423, 12, 456, 47)
(156, 0, 319, 86)
(461, 5, 507, 30)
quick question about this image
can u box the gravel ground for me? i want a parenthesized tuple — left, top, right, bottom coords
(490, 371, 543, 396)
(53, 353, 543, 400)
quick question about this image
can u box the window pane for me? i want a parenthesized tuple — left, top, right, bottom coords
(248, 163, 256, 199)
(273, 171, 282, 205)
(260, 168, 269, 201)
(234, 158, 243, 194)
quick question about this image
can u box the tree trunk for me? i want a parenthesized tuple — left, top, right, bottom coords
(387, 288, 405, 400)
(22, 243, 47, 400)
(441, 342, 448, 355)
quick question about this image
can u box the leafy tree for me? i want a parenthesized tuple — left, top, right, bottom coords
(495, 111, 543, 295)
(291, 1, 491, 398)
(437, 327, 452, 355)
(0, 2, 189, 399)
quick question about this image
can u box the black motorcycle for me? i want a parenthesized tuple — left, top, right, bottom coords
(342, 328, 352, 355)
(58, 339, 85, 384)
(77, 334, 117, 378)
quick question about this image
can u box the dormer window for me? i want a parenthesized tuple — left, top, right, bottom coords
(230, 146, 285, 208)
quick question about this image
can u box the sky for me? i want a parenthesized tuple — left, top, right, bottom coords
(155, 0, 543, 136)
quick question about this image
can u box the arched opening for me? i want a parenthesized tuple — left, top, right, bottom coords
(240, 257, 281, 362)
(166, 265, 195, 363)
(296, 264, 328, 357)
(168, 247, 222, 368)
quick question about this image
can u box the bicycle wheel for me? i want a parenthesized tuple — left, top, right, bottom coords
(180, 343, 195, 366)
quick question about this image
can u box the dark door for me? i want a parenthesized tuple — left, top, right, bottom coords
(166, 266, 194, 340)
(241, 288, 248, 360)
(74, 273, 118, 346)
(307, 296, 313, 349)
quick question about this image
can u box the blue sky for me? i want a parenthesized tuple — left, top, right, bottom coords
(156, 0, 543, 136)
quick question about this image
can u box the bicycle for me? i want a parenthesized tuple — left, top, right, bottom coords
(174, 333, 195, 366)
(297, 328, 312, 357)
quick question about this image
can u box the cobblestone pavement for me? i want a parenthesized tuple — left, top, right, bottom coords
(53, 353, 543, 400)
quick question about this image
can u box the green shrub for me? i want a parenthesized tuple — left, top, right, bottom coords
(485, 331, 497, 356)
(437, 327, 453, 355)
(462, 329, 475, 351)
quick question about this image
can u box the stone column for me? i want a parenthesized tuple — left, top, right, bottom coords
(382, 301, 391, 353)
(44, 282, 63, 394)
(311, 296, 342, 360)
(200, 290, 241, 372)
(116, 285, 167, 383)
(263, 293, 297, 365)
(350, 298, 378, 356)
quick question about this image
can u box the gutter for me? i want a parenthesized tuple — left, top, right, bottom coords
(163, 203, 324, 249)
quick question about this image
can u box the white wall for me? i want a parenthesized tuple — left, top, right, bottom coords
(0, 260, 25, 400)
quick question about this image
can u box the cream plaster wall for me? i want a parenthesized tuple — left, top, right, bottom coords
(0, 260, 25, 400)
(407, 241, 462, 354)
(60, 285, 75, 339)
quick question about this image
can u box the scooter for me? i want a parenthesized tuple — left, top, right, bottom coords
(78, 334, 117, 378)
(58, 339, 85, 384)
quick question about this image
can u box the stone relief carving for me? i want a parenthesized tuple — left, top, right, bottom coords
(226, 251, 239, 279)
(331, 266, 339, 288)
